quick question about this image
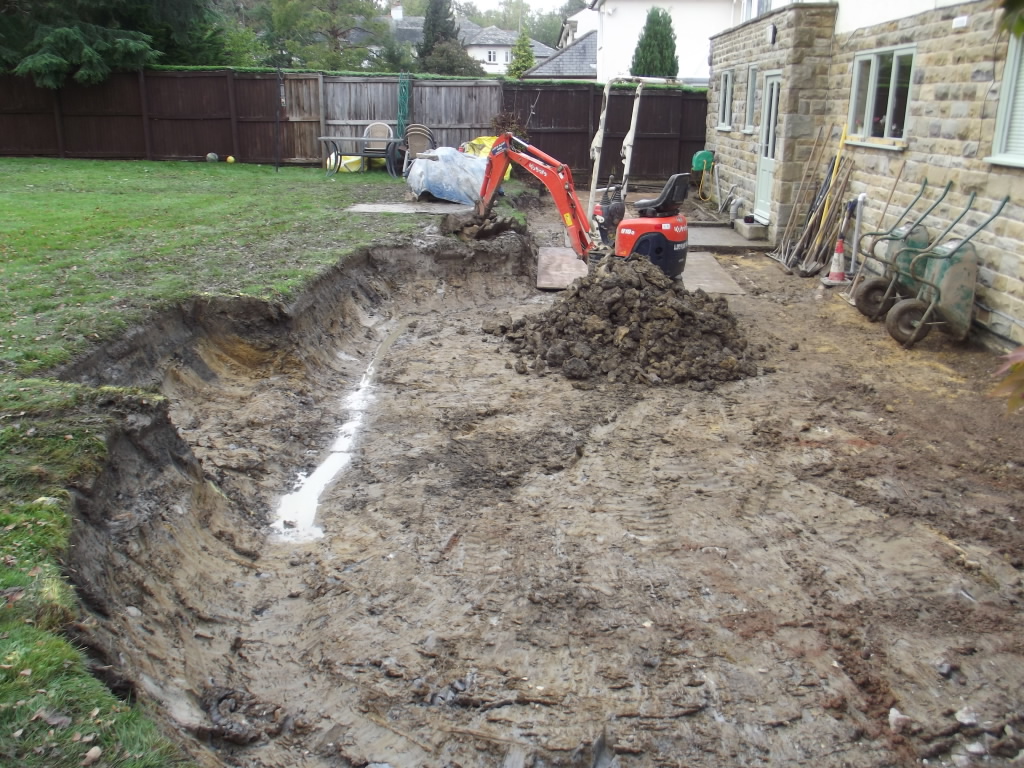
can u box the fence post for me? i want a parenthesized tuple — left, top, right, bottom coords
(52, 89, 65, 158)
(139, 70, 152, 160)
(227, 69, 239, 160)
(318, 72, 326, 164)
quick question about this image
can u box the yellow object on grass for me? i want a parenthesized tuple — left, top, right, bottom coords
(326, 153, 387, 173)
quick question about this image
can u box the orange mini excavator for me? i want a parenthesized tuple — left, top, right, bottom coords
(475, 133, 690, 286)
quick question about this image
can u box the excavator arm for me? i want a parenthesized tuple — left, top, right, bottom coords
(477, 133, 593, 261)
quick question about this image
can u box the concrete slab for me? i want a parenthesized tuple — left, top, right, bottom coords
(734, 218, 769, 240)
(683, 252, 745, 295)
(346, 202, 473, 214)
(537, 247, 588, 290)
(689, 224, 770, 254)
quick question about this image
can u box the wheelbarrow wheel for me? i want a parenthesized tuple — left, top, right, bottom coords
(854, 277, 898, 320)
(885, 298, 932, 347)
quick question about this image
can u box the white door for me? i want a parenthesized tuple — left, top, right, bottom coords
(754, 73, 781, 224)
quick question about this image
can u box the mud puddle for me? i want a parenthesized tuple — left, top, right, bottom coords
(61, 212, 1024, 768)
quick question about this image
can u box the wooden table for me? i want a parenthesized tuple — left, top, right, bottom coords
(319, 136, 403, 176)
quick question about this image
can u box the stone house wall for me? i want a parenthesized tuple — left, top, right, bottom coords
(707, 4, 838, 243)
(707, 0, 1024, 348)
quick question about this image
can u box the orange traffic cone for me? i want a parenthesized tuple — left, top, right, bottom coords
(821, 234, 850, 286)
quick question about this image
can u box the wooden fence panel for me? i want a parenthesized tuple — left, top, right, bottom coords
(60, 73, 145, 158)
(0, 73, 707, 181)
(145, 71, 232, 160)
(0, 75, 58, 156)
(283, 74, 323, 163)
(409, 80, 503, 149)
(502, 83, 593, 171)
(503, 84, 708, 185)
(323, 76, 400, 138)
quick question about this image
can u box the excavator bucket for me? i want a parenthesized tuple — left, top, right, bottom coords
(537, 246, 588, 290)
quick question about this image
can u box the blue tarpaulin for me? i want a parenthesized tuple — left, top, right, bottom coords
(406, 147, 487, 206)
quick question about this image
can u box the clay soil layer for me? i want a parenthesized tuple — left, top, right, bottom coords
(63, 210, 1024, 768)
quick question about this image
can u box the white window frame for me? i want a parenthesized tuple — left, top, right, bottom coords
(741, 0, 770, 22)
(504, 50, 511, 63)
(744, 65, 758, 132)
(988, 33, 1024, 167)
(847, 44, 915, 143)
(717, 70, 734, 130)
(487, 50, 497, 63)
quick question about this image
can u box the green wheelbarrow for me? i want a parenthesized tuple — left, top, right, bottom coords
(883, 196, 1009, 348)
(853, 179, 952, 321)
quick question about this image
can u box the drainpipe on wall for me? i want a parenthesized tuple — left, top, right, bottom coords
(589, 0, 605, 82)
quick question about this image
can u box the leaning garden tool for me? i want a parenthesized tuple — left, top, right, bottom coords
(884, 196, 1009, 348)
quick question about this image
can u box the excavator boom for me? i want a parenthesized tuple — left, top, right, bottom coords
(477, 133, 593, 261)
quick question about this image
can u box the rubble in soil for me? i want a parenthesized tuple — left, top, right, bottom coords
(485, 257, 760, 388)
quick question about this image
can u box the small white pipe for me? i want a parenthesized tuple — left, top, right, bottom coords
(729, 198, 744, 221)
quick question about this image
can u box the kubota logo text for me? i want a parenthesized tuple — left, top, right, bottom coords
(528, 163, 548, 177)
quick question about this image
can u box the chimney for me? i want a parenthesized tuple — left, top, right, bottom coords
(391, 2, 403, 20)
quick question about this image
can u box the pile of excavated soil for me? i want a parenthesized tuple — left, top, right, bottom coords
(485, 257, 761, 388)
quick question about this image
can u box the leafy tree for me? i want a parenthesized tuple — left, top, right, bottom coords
(220, 19, 274, 66)
(421, 38, 483, 75)
(1000, 0, 1024, 36)
(629, 6, 677, 78)
(367, 35, 417, 72)
(301, 0, 385, 70)
(419, 0, 460, 59)
(0, 0, 218, 88)
(993, 346, 1024, 413)
(506, 30, 534, 78)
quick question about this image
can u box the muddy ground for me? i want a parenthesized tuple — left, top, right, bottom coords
(60, 193, 1024, 768)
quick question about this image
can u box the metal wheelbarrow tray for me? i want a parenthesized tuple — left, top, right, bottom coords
(853, 179, 951, 321)
(883, 196, 1009, 348)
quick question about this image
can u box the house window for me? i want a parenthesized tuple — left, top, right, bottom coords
(744, 66, 758, 131)
(505, 50, 511, 63)
(741, 0, 770, 22)
(487, 50, 496, 63)
(848, 45, 915, 141)
(717, 70, 734, 129)
(991, 33, 1024, 166)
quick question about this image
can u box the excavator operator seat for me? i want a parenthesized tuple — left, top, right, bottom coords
(633, 173, 690, 218)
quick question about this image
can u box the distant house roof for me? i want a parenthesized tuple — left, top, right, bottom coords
(392, 16, 424, 45)
(350, 13, 551, 60)
(531, 39, 556, 60)
(522, 30, 596, 79)
(465, 26, 518, 46)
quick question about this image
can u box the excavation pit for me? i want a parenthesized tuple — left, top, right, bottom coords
(58, 215, 1024, 768)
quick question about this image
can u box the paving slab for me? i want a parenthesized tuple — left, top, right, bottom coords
(688, 223, 770, 253)
(346, 202, 473, 214)
(683, 252, 745, 295)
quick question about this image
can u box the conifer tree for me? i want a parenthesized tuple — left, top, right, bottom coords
(506, 30, 535, 79)
(419, 0, 460, 60)
(629, 7, 678, 78)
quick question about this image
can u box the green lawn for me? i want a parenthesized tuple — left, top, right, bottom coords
(0, 157, 425, 767)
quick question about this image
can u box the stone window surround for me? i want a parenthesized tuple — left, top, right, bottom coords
(847, 43, 916, 145)
(717, 69, 734, 130)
